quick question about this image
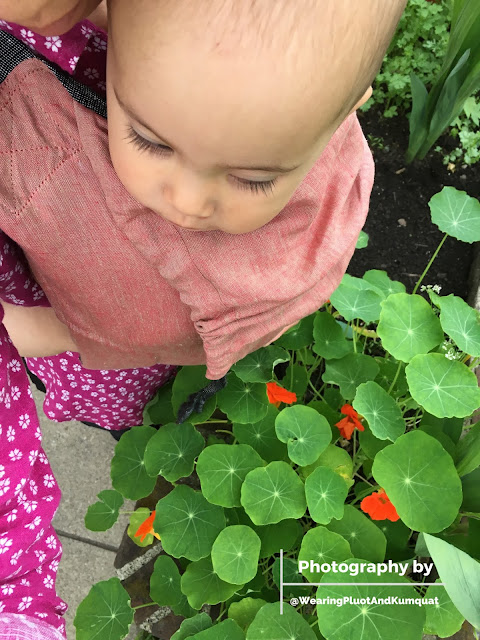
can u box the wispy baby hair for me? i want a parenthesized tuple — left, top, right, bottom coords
(110, 0, 407, 122)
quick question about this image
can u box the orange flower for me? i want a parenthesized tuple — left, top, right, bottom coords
(135, 511, 161, 542)
(361, 489, 400, 522)
(335, 404, 365, 439)
(266, 381, 297, 408)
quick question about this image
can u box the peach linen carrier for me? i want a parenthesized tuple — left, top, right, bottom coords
(0, 32, 375, 381)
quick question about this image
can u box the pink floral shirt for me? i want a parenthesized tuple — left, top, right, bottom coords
(0, 17, 175, 639)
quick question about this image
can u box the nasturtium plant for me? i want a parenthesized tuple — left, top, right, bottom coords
(80, 187, 480, 640)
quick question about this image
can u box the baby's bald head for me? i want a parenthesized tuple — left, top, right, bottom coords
(105, 0, 406, 234)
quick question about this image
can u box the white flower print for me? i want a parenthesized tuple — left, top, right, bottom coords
(81, 384, 91, 391)
(25, 515, 42, 530)
(0, 602, 4, 613)
(20, 578, 31, 586)
(6, 426, 15, 442)
(84, 68, 99, 80)
(61, 389, 70, 401)
(35, 550, 46, 564)
(0, 464, 4, 478)
(3, 391, 10, 409)
(0, 19, 13, 30)
(100, 370, 109, 375)
(9, 358, 21, 372)
(7, 509, 17, 523)
(55, 403, 64, 410)
(44, 36, 62, 52)
(38, 452, 48, 464)
(1, 584, 14, 596)
(73, 363, 82, 372)
(18, 413, 31, 429)
(0, 478, 10, 497)
(91, 35, 107, 51)
(97, 80, 106, 92)
(0, 538, 13, 555)
(81, 24, 94, 37)
(8, 449, 22, 462)
(10, 385, 21, 401)
(29, 450, 39, 465)
(49, 559, 60, 572)
(23, 499, 38, 513)
(10, 550, 23, 566)
(20, 29, 36, 48)
(67, 56, 80, 70)
(43, 575, 54, 589)
(44, 474, 55, 488)
(45, 535, 57, 550)
(18, 596, 33, 611)
(29, 479, 38, 495)
(35, 425, 42, 440)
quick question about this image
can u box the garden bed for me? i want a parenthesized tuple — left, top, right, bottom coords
(350, 105, 479, 300)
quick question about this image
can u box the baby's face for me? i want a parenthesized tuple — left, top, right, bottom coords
(106, 4, 371, 235)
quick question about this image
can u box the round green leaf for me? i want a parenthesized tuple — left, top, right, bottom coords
(172, 365, 216, 424)
(424, 533, 480, 630)
(271, 557, 306, 599)
(434, 293, 480, 357)
(193, 619, 245, 639)
(298, 526, 353, 582)
(110, 426, 157, 500)
(232, 345, 290, 383)
(228, 597, 267, 632)
(312, 312, 352, 359)
(217, 371, 269, 424)
(143, 422, 205, 482)
(143, 378, 176, 425)
(84, 489, 124, 532)
(150, 555, 195, 618)
(356, 230, 369, 249)
(362, 269, 406, 299)
(273, 313, 316, 351)
(211, 525, 261, 584)
(424, 579, 464, 638)
(316, 560, 425, 640)
(255, 519, 302, 558)
(275, 405, 331, 466)
(353, 381, 405, 442)
(300, 444, 353, 485)
(196, 444, 265, 508)
(455, 422, 480, 477)
(377, 293, 444, 362)
(305, 466, 349, 524)
(372, 430, 463, 533)
(406, 353, 480, 418)
(322, 353, 380, 400)
(429, 186, 480, 243)
(326, 505, 386, 562)
(172, 613, 212, 640)
(241, 461, 306, 525)
(74, 577, 134, 640)
(154, 485, 225, 560)
(330, 274, 383, 323)
(127, 507, 155, 547)
(181, 556, 243, 609)
(246, 602, 317, 640)
(233, 405, 288, 463)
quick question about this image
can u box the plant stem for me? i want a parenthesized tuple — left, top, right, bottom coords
(119, 511, 138, 515)
(387, 361, 402, 395)
(469, 357, 480, 370)
(215, 429, 234, 436)
(412, 233, 448, 295)
(132, 602, 157, 610)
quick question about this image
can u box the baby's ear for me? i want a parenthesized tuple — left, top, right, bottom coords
(350, 86, 373, 114)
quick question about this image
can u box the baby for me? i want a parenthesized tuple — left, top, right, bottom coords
(0, 0, 407, 638)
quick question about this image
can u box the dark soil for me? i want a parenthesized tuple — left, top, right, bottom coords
(348, 104, 479, 300)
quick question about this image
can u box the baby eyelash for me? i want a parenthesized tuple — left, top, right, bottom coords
(124, 125, 278, 196)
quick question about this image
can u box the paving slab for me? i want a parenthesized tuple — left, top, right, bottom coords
(31, 382, 135, 547)
(55, 535, 139, 640)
